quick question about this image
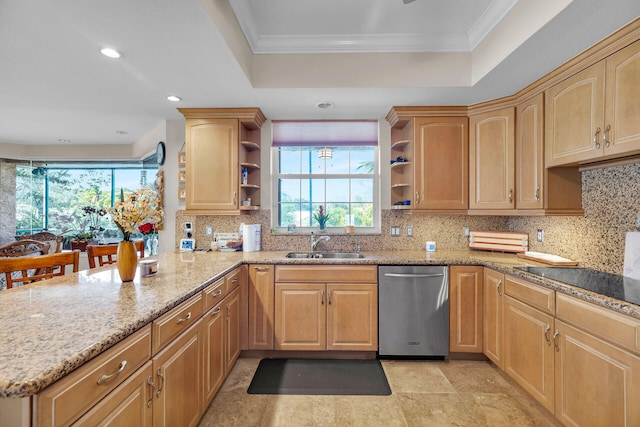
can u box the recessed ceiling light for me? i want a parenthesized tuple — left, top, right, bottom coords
(316, 101, 334, 109)
(100, 48, 121, 59)
(57, 139, 71, 144)
(167, 95, 182, 102)
(116, 130, 128, 135)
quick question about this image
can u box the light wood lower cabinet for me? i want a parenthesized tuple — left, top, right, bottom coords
(248, 265, 275, 350)
(554, 319, 640, 427)
(274, 265, 378, 352)
(152, 320, 204, 427)
(73, 361, 154, 427)
(503, 296, 555, 412)
(483, 268, 504, 368)
(33, 325, 152, 427)
(449, 265, 483, 353)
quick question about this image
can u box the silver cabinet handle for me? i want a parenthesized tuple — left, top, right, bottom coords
(177, 312, 192, 324)
(212, 289, 223, 297)
(594, 127, 601, 149)
(508, 189, 513, 203)
(497, 280, 502, 296)
(156, 368, 164, 397)
(147, 376, 155, 408)
(604, 124, 611, 148)
(328, 290, 332, 305)
(321, 290, 325, 305)
(553, 329, 560, 352)
(535, 186, 540, 201)
(211, 307, 221, 316)
(415, 191, 419, 204)
(255, 267, 270, 272)
(97, 360, 127, 384)
(383, 273, 444, 278)
(544, 325, 551, 345)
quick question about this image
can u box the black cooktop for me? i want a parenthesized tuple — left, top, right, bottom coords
(514, 266, 640, 307)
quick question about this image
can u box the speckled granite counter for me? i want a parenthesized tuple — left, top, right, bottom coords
(1, 249, 638, 398)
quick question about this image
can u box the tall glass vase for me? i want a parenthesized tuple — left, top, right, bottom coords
(117, 241, 138, 282)
(150, 235, 159, 255)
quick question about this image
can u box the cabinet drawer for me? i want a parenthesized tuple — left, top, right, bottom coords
(34, 325, 151, 427)
(505, 275, 555, 315)
(275, 265, 377, 283)
(152, 293, 203, 354)
(203, 277, 226, 312)
(226, 267, 241, 292)
(556, 293, 640, 355)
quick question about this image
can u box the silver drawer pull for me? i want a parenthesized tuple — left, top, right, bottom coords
(97, 360, 127, 385)
(177, 312, 192, 324)
(211, 307, 222, 316)
(212, 289, 223, 297)
(383, 273, 444, 278)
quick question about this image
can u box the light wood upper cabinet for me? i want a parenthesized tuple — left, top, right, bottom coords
(469, 107, 515, 210)
(449, 266, 483, 353)
(179, 108, 266, 214)
(516, 94, 545, 210)
(546, 40, 640, 166)
(386, 107, 469, 213)
(414, 117, 468, 210)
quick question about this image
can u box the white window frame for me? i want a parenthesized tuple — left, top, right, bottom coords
(270, 146, 380, 234)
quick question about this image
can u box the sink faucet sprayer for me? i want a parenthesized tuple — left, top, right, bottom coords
(310, 232, 330, 251)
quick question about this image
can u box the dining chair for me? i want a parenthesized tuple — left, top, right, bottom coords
(86, 241, 145, 268)
(0, 239, 50, 257)
(0, 251, 80, 289)
(19, 231, 64, 253)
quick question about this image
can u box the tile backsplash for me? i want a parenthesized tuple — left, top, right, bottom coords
(176, 162, 640, 275)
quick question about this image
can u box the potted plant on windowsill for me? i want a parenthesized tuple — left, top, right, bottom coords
(49, 206, 108, 251)
(313, 205, 330, 231)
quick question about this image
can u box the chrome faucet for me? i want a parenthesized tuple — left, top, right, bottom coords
(310, 232, 330, 251)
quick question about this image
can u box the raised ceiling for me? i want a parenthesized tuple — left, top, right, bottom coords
(0, 0, 638, 147)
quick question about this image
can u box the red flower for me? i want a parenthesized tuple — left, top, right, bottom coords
(138, 222, 156, 235)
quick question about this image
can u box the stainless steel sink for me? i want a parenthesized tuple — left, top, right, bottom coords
(285, 252, 364, 259)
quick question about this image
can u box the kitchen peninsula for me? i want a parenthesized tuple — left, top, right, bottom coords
(1, 249, 640, 426)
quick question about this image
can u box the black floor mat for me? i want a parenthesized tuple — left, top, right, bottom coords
(247, 358, 391, 396)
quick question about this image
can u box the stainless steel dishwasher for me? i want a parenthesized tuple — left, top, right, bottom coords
(378, 265, 449, 357)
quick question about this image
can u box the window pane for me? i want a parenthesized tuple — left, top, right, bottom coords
(278, 203, 299, 227)
(326, 147, 349, 174)
(351, 179, 373, 203)
(279, 179, 301, 202)
(351, 203, 374, 227)
(310, 148, 326, 174)
(310, 179, 326, 203)
(280, 148, 301, 174)
(351, 147, 375, 174)
(326, 179, 349, 202)
(15, 166, 45, 232)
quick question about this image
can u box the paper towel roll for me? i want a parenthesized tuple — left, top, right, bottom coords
(242, 224, 261, 252)
(623, 232, 640, 279)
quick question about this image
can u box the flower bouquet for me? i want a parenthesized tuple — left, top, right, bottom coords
(109, 187, 163, 241)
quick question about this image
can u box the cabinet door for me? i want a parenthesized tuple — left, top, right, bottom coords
(545, 62, 605, 166)
(225, 287, 241, 372)
(516, 94, 544, 209)
(469, 108, 515, 209)
(248, 265, 274, 350)
(554, 319, 640, 427)
(275, 283, 325, 351)
(604, 40, 640, 158)
(203, 303, 225, 406)
(326, 284, 377, 351)
(483, 269, 504, 368)
(414, 117, 468, 210)
(185, 118, 238, 210)
(504, 296, 554, 412)
(73, 362, 153, 427)
(152, 320, 203, 427)
(449, 266, 483, 353)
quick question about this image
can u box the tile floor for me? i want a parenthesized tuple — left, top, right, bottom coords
(198, 357, 561, 427)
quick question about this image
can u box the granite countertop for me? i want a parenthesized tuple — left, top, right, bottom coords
(1, 249, 638, 398)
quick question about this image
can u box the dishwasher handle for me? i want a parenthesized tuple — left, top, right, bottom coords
(383, 273, 444, 278)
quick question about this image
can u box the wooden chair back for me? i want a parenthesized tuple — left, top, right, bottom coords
(19, 231, 64, 253)
(0, 239, 50, 257)
(0, 251, 80, 289)
(86, 241, 145, 268)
